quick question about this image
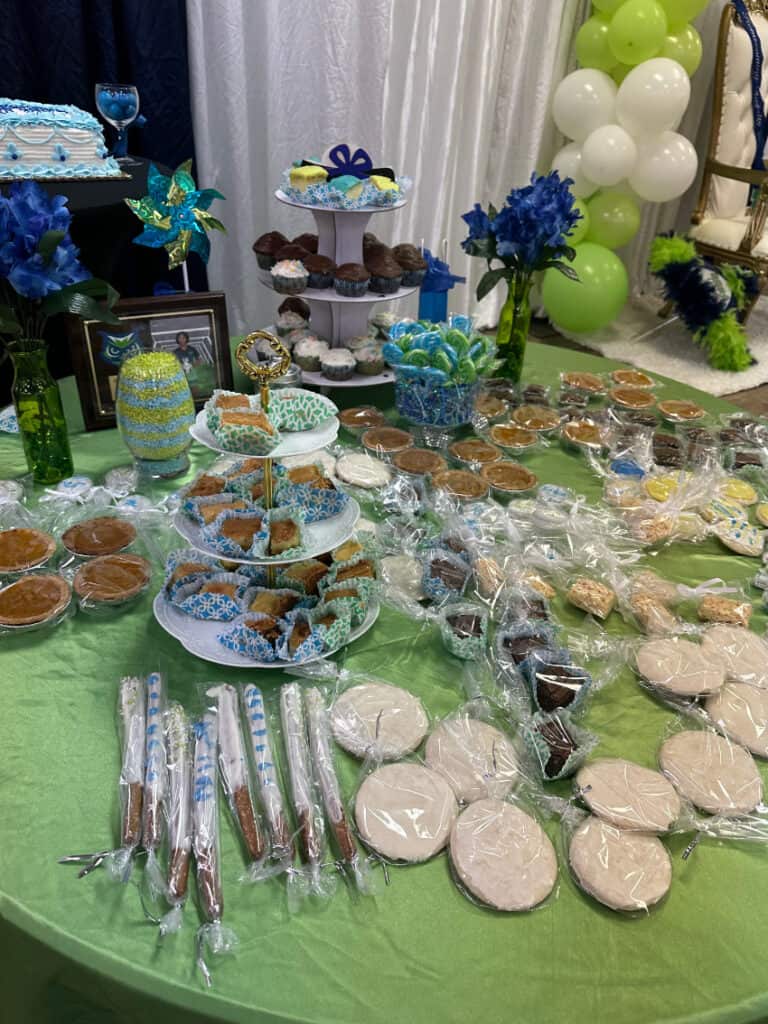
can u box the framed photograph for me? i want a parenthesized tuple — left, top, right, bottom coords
(68, 291, 233, 430)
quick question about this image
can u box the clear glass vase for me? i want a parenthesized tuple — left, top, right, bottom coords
(496, 276, 532, 383)
(9, 339, 74, 485)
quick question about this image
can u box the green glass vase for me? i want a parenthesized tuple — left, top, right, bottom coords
(9, 339, 73, 485)
(496, 276, 532, 383)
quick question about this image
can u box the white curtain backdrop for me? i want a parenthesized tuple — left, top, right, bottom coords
(187, 0, 589, 335)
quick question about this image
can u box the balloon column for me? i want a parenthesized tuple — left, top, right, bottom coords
(544, 0, 709, 333)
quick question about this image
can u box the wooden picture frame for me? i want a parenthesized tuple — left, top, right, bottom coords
(67, 291, 233, 430)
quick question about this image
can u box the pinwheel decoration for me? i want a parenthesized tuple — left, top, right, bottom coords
(125, 159, 226, 269)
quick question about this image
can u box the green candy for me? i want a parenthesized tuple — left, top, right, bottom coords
(455, 357, 477, 384)
(403, 349, 431, 367)
(445, 329, 469, 356)
(431, 350, 453, 374)
(396, 334, 414, 352)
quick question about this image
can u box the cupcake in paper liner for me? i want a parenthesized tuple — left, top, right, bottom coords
(421, 547, 472, 603)
(520, 711, 596, 781)
(520, 646, 593, 716)
(217, 612, 288, 662)
(277, 610, 327, 663)
(242, 585, 315, 619)
(204, 389, 252, 431)
(267, 389, 338, 432)
(277, 481, 349, 523)
(201, 507, 269, 559)
(265, 506, 306, 560)
(317, 583, 368, 626)
(320, 552, 378, 595)
(183, 490, 251, 526)
(439, 602, 488, 660)
(212, 407, 281, 455)
(173, 572, 249, 622)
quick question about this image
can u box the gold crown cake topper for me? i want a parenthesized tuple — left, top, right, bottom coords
(236, 331, 291, 409)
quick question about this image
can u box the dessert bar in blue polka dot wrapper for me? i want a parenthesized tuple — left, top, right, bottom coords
(172, 573, 249, 622)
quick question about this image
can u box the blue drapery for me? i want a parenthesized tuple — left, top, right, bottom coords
(0, 0, 195, 170)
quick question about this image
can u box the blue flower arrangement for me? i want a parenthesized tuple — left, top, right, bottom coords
(461, 171, 581, 380)
(0, 180, 118, 343)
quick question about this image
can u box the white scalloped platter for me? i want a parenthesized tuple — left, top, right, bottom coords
(275, 188, 407, 215)
(257, 273, 418, 306)
(153, 591, 380, 668)
(190, 408, 339, 458)
(172, 498, 360, 565)
(300, 367, 395, 389)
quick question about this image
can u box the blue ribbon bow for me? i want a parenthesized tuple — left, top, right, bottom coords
(323, 144, 373, 179)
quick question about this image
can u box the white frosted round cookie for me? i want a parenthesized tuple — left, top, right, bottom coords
(569, 816, 672, 912)
(714, 519, 765, 557)
(636, 637, 724, 697)
(701, 625, 768, 688)
(381, 554, 425, 601)
(335, 452, 391, 489)
(355, 763, 458, 862)
(576, 758, 681, 833)
(706, 682, 768, 758)
(330, 681, 428, 760)
(450, 799, 557, 911)
(659, 730, 762, 816)
(425, 717, 521, 803)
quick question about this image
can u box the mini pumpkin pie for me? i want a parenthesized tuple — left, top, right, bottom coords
(0, 527, 56, 573)
(361, 426, 414, 456)
(61, 516, 136, 557)
(200, 499, 248, 525)
(562, 420, 604, 451)
(269, 517, 301, 555)
(339, 406, 387, 433)
(609, 387, 656, 410)
(0, 573, 71, 626)
(658, 399, 705, 422)
(511, 405, 561, 432)
(392, 448, 447, 476)
(186, 474, 227, 498)
(432, 469, 489, 501)
(219, 514, 264, 551)
(474, 394, 508, 420)
(562, 371, 605, 394)
(489, 424, 538, 452)
(480, 461, 538, 495)
(611, 369, 654, 388)
(73, 554, 151, 604)
(449, 438, 502, 466)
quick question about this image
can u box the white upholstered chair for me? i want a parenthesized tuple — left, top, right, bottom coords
(690, 0, 768, 313)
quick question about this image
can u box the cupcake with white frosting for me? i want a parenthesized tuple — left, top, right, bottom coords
(294, 336, 329, 372)
(271, 259, 308, 295)
(321, 348, 356, 381)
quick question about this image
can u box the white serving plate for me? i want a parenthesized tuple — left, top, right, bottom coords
(257, 272, 418, 306)
(190, 408, 339, 459)
(275, 188, 407, 215)
(300, 368, 395, 389)
(153, 591, 380, 668)
(172, 497, 360, 565)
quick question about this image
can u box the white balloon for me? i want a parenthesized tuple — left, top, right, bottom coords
(551, 142, 599, 199)
(581, 125, 638, 187)
(552, 69, 617, 143)
(629, 131, 699, 203)
(617, 58, 692, 137)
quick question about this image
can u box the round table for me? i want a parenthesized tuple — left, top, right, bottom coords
(3, 343, 768, 1024)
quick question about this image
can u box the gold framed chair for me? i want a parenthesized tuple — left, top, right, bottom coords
(690, 0, 768, 318)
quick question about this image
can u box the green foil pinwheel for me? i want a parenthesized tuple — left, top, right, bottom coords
(125, 159, 226, 269)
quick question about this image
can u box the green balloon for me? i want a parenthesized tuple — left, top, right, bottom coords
(661, 23, 703, 76)
(659, 0, 708, 32)
(576, 16, 615, 72)
(608, 0, 668, 66)
(593, 0, 626, 13)
(569, 200, 591, 245)
(585, 191, 641, 249)
(542, 242, 629, 333)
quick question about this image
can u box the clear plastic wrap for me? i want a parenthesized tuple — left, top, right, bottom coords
(705, 681, 768, 759)
(635, 636, 725, 699)
(327, 674, 430, 762)
(142, 672, 168, 899)
(108, 675, 146, 882)
(206, 684, 269, 879)
(161, 701, 192, 936)
(574, 757, 682, 833)
(241, 684, 294, 869)
(423, 712, 522, 804)
(192, 711, 237, 987)
(700, 624, 768, 688)
(519, 710, 598, 782)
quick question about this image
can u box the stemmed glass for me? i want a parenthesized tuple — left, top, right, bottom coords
(94, 84, 139, 164)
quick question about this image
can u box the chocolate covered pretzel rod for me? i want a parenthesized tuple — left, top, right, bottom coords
(118, 676, 146, 849)
(166, 701, 192, 904)
(193, 712, 223, 923)
(241, 684, 294, 861)
(207, 684, 266, 864)
(143, 672, 167, 852)
(305, 687, 358, 865)
(280, 682, 325, 871)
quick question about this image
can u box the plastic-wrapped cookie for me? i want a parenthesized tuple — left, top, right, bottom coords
(569, 816, 672, 913)
(658, 729, 762, 816)
(424, 716, 521, 803)
(355, 763, 458, 862)
(330, 681, 429, 760)
(635, 637, 724, 697)
(576, 758, 681, 833)
(381, 554, 425, 601)
(698, 594, 752, 628)
(714, 518, 765, 557)
(701, 625, 768, 688)
(705, 683, 768, 758)
(335, 452, 392, 489)
(567, 577, 615, 619)
(450, 799, 558, 912)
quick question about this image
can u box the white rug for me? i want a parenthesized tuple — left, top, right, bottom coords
(558, 295, 768, 397)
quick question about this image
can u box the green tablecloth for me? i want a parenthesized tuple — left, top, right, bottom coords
(3, 342, 768, 1024)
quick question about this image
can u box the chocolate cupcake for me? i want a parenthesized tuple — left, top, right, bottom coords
(366, 253, 403, 295)
(253, 230, 289, 270)
(278, 296, 311, 321)
(276, 242, 310, 261)
(392, 243, 428, 286)
(292, 232, 318, 253)
(335, 262, 371, 298)
(303, 253, 336, 289)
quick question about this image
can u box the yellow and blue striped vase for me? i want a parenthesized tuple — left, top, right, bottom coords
(116, 352, 195, 478)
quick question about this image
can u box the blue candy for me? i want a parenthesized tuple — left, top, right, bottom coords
(609, 458, 645, 478)
(382, 342, 404, 365)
